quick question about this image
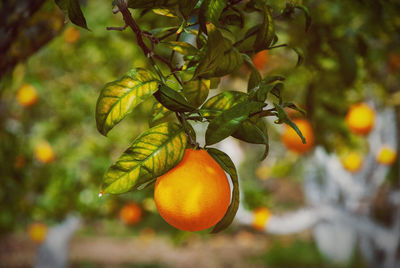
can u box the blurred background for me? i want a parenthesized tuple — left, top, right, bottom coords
(1, 0, 400, 267)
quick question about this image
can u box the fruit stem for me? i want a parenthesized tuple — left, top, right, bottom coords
(176, 112, 197, 147)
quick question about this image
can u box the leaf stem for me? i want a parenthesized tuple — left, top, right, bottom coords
(176, 113, 197, 147)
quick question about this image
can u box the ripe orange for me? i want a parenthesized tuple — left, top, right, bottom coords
(63, 27, 80, 44)
(120, 203, 142, 225)
(376, 145, 397, 166)
(252, 207, 271, 231)
(345, 103, 375, 135)
(154, 149, 231, 232)
(34, 141, 55, 164)
(341, 152, 363, 173)
(28, 222, 48, 244)
(281, 119, 314, 154)
(252, 50, 269, 70)
(16, 84, 38, 107)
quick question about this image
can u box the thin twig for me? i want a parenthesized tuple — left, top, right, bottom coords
(106, 25, 128, 31)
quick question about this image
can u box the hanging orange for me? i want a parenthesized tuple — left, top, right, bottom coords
(345, 103, 375, 135)
(120, 203, 142, 225)
(281, 119, 314, 154)
(154, 149, 231, 232)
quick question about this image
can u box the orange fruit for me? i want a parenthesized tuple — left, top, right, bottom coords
(120, 203, 142, 225)
(154, 149, 231, 232)
(376, 145, 397, 166)
(345, 103, 375, 135)
(34, 141, 55, 164)
(28, 222, 48, 244)
(252, 50, 269, 70)
(281, 119, 314, 154)
(252, 207, 271, 231)
(16, 84, 38, 107)
(63, 27, 80, 44)
(341, 152, 363, 173)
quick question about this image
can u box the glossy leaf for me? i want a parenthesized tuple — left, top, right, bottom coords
(254, 6, 274, 51)
(96, 68, 159, 136)
(194, 24, 243, 79)
(232, 118, 269, 160)
(178, 0, 199, 19)
(274, 103, 306, 144)
(182, 80, 210, 107)
(55, 0, 89, 30)
(206, 102, 266, 145)
(207, 148, 239, 233)
(153, 85, 196, 112)
(199, 0, 227, 31)
(153, 8, 176, 17)
(162, 41, 198, 56)
(282, 102, 306, 116)
(200, 91, 247, 117)
(101, 122, 187, 194)
(150, 101, 172, 126)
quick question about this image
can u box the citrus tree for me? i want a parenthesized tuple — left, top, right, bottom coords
(55, 0, 311, 232)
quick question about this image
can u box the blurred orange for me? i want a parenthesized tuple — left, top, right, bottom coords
(341, 152, 363, 173)
(28, 222, 48, 244)
(256, 165, 270, 180)
(63, 27, 80, 44)
(252, 207, 271, 231)
(154, 149, 230, 232)
(120, 203, 142, 225)
(281, 119, 314, 154)
(34, 141, 55, 164)
(16, 84, 38, 107)
(376, 145, 397, 165)
(252, 50, 269, 70)
(345, 103, 375, 135)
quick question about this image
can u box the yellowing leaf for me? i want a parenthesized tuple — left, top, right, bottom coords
(102, 122, 187, 194)
(96, 68, 159, 136)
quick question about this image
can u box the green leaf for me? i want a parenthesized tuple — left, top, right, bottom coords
(292, 47, 304, 67)
(199, 0, 228, 31)
(295, 5, 311, 32)
(232, 118, 269, 160)
(273, 103, 306, 144)
(162, 41, 198, 56)
(206, 102, 265, 145)
(263, 75, 286, 84)
(153, 8, 176, 17)
(101, 122, 187, 194)
(209, 77, 221, 89)
(242, 53, 261, 92)
(207, 148, 239, 233)
(55, 0, 89, 30)
(182, 80, 210, 107)
(178, 0, 199, 19)
(253, 6, 274, 52)
(200, 91, 247, 117)
(96, 68, 159, 136)
(150, 102, 172, 126)
(282, 102, 306, 116)
(153, 85, 196, 112)
(194, 23, 243, 79)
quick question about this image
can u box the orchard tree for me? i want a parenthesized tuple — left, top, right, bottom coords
(56, 0, 311, 232)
